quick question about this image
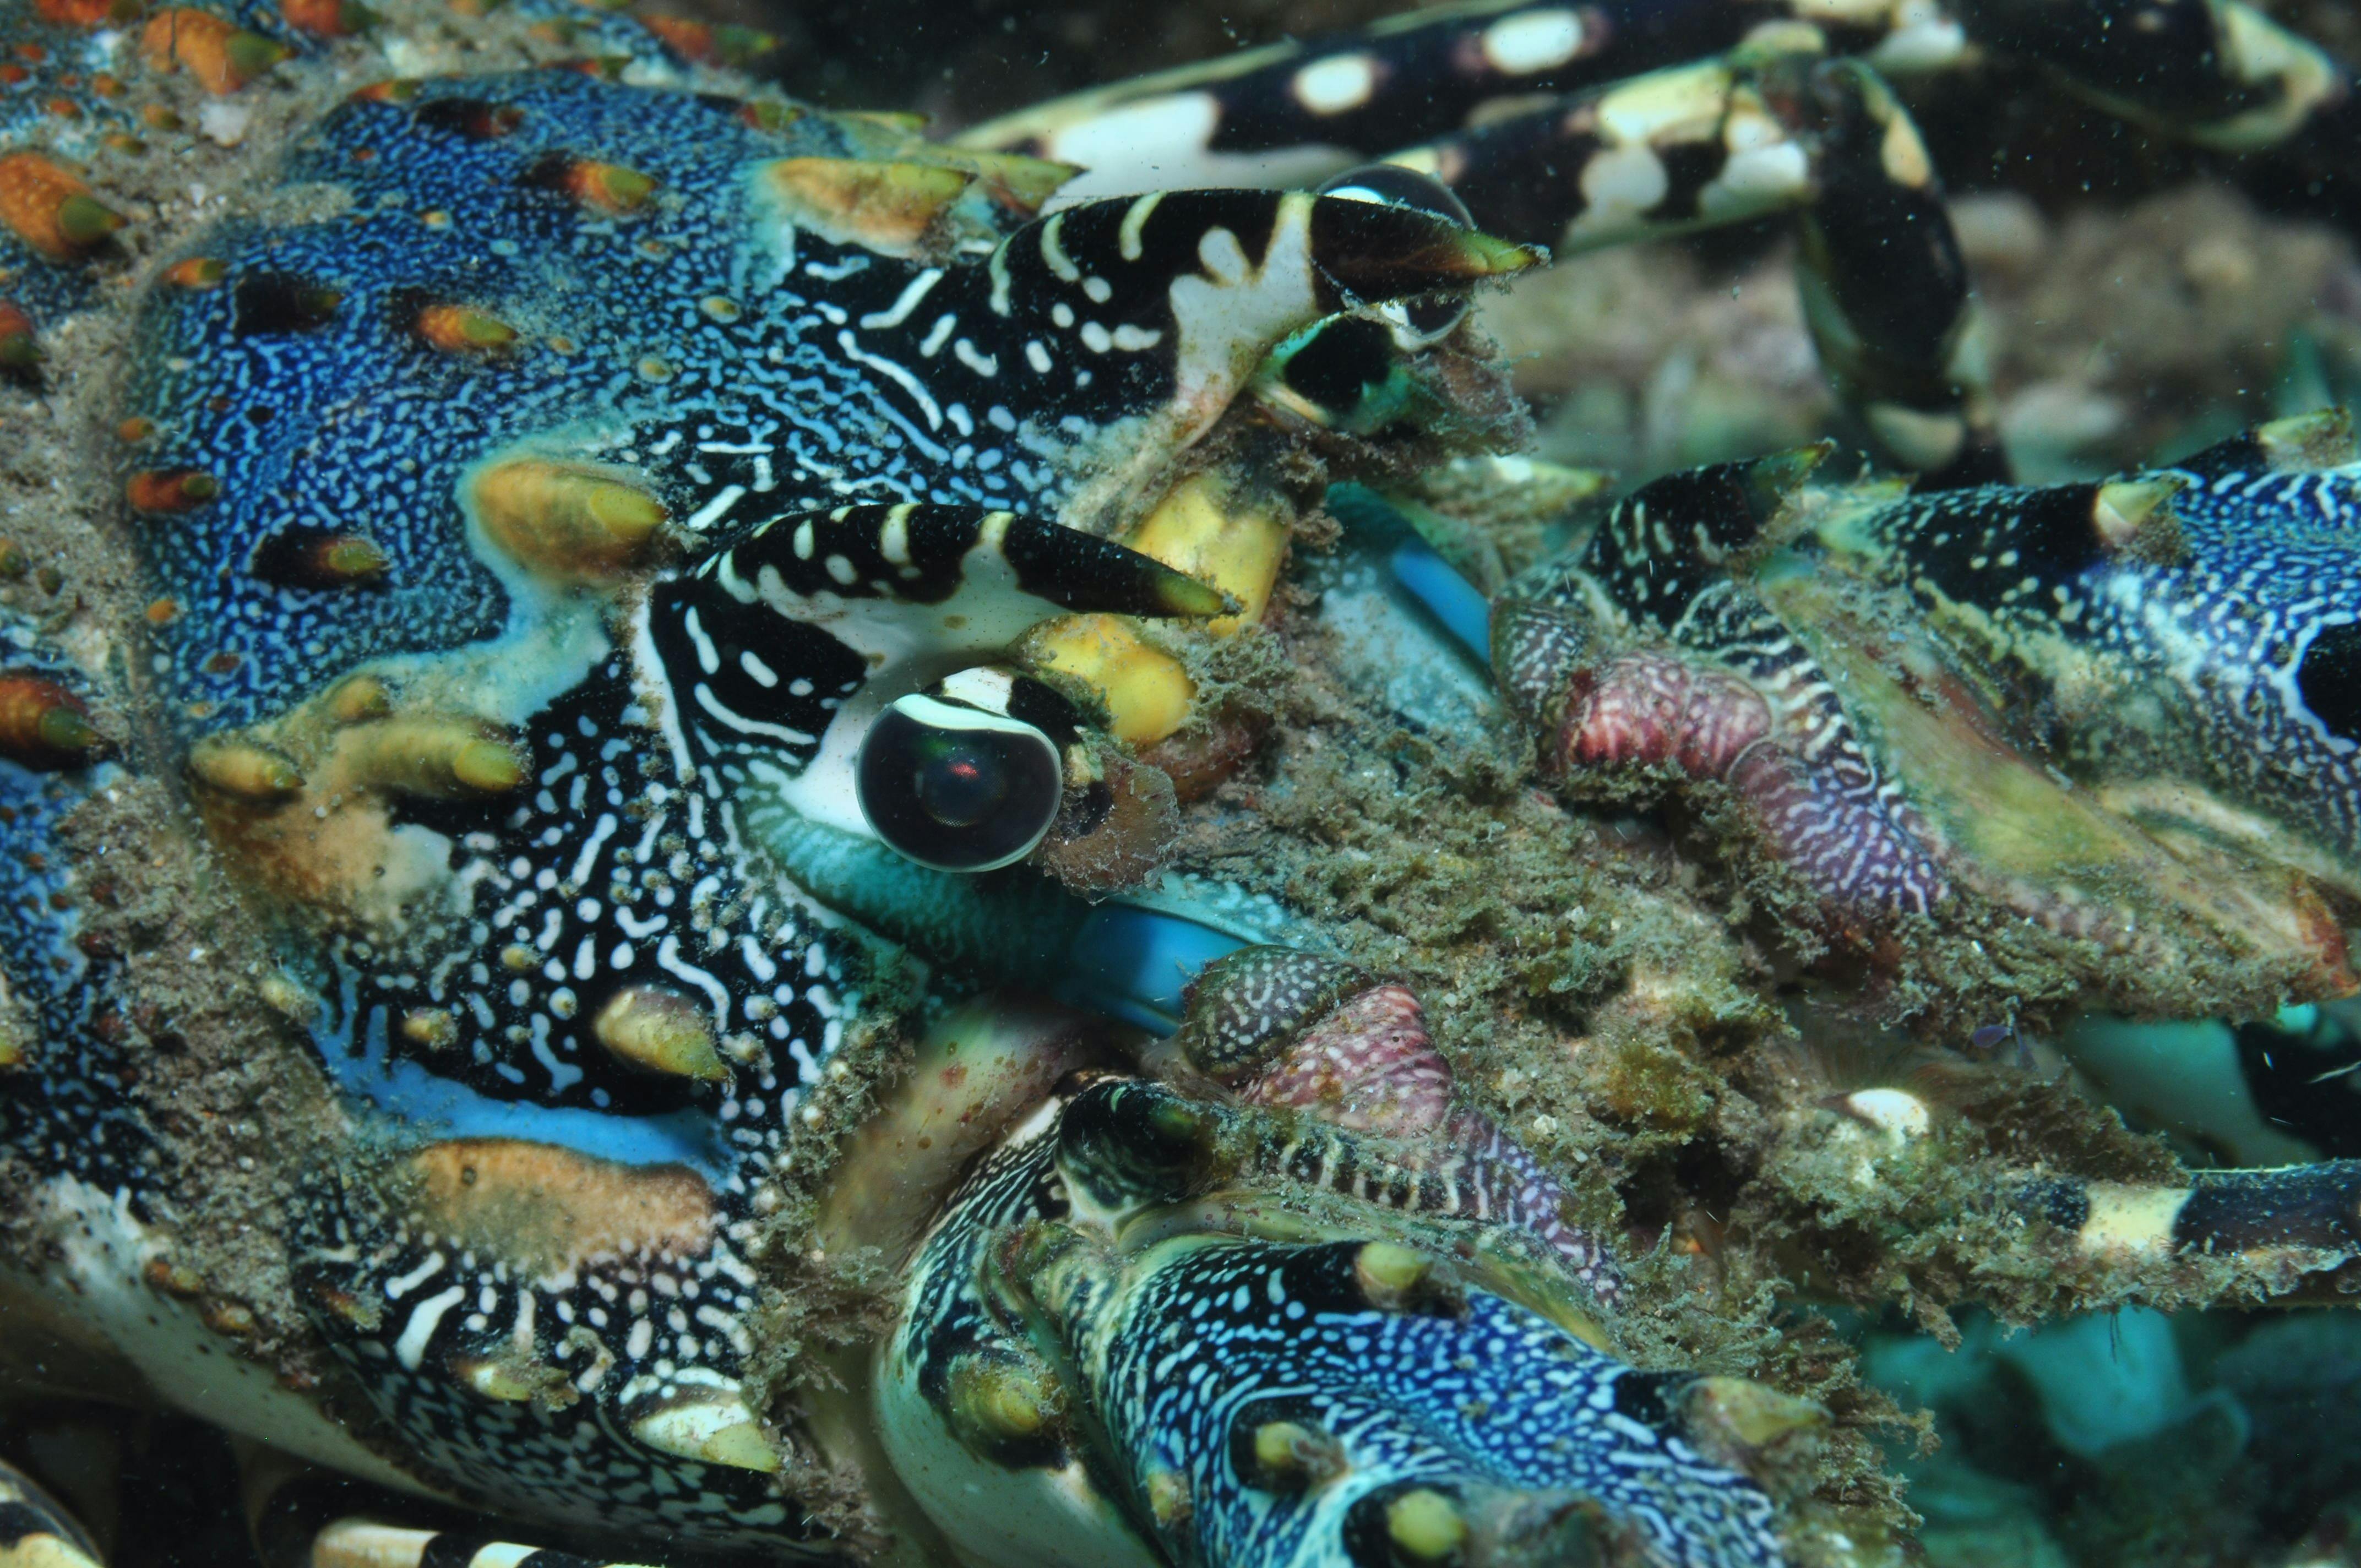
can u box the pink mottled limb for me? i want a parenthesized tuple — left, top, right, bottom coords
(1509, 627, 1950, 917)
(1177, 946, 1623, 1304)
(1238, 982, 1454, 1136)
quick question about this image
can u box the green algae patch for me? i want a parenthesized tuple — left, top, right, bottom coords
(1588, 1034, 1722, 1137)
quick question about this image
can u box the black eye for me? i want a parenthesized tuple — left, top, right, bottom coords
(856, 694, 1063, 872)
(1317, 164, 1473, 228)
(2297, 620, 2361, 743)
(1317, 164, 1476, 350)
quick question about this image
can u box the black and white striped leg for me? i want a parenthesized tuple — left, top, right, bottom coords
(1950, 0, 2361, 223)
(301, 1520, 664, 1568)
(2015, 1159, 2361, 1268)
(1949, 0, 2350, 159)
(960, 0, 2350, 206)
(956, 0, 1952, 199)
(956, 4, 2002, 481)
(1778, 59, 2006, 487)
(1391, 44, 2005, 484)
(0, 1458, 106, 1568)
(247, 1470, 668, 1568)
(958, 0, 2361, 483)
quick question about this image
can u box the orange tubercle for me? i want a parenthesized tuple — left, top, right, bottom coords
(34, 0, 140, 25)
(163, 255, 228, 288)
(141, 9, 292, 94)
(413, 302, 518, 354)
(256, 531, 390, 589)
(277, 0, 372, 36)
(0, 675, 101, 769)
(641, 15, 775, 66)
(0, 152, 124, 261)
(737, 100, 804, 133)
(126, 469, 221, 513)
(551, 159, 655, 216)
(0, 302, 37, 374)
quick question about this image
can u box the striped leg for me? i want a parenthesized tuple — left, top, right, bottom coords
(2015, 1161, 2361, 1272)
(1947, 0, 2361, 231)
(1947, 0, 2352, 159)
(960, 4, 2000, 480)
(966, 23, 2004, 486)
(0, 1461, 105, 1568)
(1390, 45, 2004, 484)
(965, 0, 2361, 206)
(956, 0, 1960, 199)
(246, 1469, 668, 1568)
(1785, 1090, 2361, 1316)
(297, 1518, 660, 1568)
(958, 0, 2361, 485)
(1494, 449, 1955, 924)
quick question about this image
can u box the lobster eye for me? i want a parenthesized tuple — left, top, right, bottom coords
(1317, 164, 1476, 349)
(1317, 164, 1473, 228)
(2296, 620, 2361, 744)
(857, 693, 1063, 872)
